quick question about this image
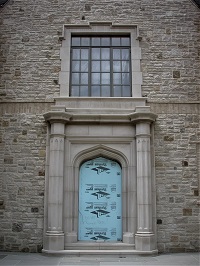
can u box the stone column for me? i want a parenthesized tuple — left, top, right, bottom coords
(43, 107, 71, 251)
(130, 106, 157, 252)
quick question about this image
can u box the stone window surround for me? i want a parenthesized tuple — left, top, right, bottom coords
(59, 21, 142, 98)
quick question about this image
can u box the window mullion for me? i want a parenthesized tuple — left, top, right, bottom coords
(129, 47, 132, 97)
(89, 46, 91, 96)
(120, 38, 122, 97)
(79, 48, 81, 96)
(69, 48, 72, 96)
(110, 47, 113, 97)
(100, 47, 102, 97)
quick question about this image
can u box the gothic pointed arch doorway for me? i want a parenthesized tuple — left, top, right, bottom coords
(43, 106, 157, 253)
(78, 157, 122, 242)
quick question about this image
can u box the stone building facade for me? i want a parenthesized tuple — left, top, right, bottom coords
(0, 0, 199, 254)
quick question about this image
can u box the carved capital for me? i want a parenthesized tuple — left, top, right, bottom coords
(44, 111, 71, 124)
(130, 106, 157, 124)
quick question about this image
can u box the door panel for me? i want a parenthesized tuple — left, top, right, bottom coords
(78, 157, 122, 241)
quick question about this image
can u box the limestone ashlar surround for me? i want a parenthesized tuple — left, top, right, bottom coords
(43, 106, 157, 254)
(130, 109, 157, 251)
(43, 110, 72, 251)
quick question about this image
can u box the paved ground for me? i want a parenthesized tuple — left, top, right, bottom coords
(0, 252, 199, 266)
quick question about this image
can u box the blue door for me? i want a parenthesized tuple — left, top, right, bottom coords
(78, 157, 122, 241)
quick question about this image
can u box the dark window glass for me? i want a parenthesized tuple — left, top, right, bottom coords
(72, 37, 80, 46)
(71, 86, 79, 96)
(101, 37, 110, 46)
(70, 36, 131, 97)
(81, 37, 90, 46)
(72, 49, 80, 60)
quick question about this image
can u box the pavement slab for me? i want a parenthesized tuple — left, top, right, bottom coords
(0, 252, 199, 266)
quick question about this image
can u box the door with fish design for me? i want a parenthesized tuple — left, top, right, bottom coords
(78, 157, 122, 241)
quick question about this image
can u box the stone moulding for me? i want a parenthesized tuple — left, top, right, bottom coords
(43, 106, 157, 125)
(59, 21, 141, 41)
(43, 111, 71, 124)
(72, 145, 129, 169)
(130, 112, 158, 124)
(54, 97, 147, 111)
(59, 22, 143, 98)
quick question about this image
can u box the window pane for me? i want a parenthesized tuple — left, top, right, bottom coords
(72, 49, 80, 59)
(101, 37, 110, 46)
(91, 86, 100, 96)
(122, 49, 129, 60)
(101, 73, 110, 84)
(70, 36, 131, 97)
(113, 49, 120, 60)
(101, 48, 110, 60)
(101, 61, 110, 72)
(81, 73, 88, 84)
(121, 37, 130, 46)
(112, 37, 120, 46)
(113, 73, 121, 84)
(92, 73, 100, 84)
(81, 37, 90, 46)
(92, 48, 100, 59)
(71, 73, 79, 84)
(122, 73, 130, 85)
(92, 61, 100, 72)
(81, 61, 88, 72)
(80, 86, 89, 96)
(122, 61, 129, 72)
(101, 86, 110, 97)
(122, 86, 131, 97)
(72, 61, 80, 72)
(113, 85, 121, 97)
(71, 86, 79, 96)
(92, 37, 100, 46)
(72, 37, 80, 46)
(81, 49, 89, 59)
(113, 61, 121, 72)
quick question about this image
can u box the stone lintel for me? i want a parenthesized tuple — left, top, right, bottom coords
(60, 22, 139, 40)
(44, 111, 157, 124)
(54, 97, 147, 109)
(69, 113, 131, 123)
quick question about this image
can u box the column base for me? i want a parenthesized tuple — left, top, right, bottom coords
(123, 232, 134, 244)
(65, 231, 77, 243)
(44, 232, 64, 251)
(135, 233, 156, 251)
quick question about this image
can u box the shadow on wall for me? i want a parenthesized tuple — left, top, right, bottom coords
(0, 0, 10, 8)
(191, 0, 200, 8)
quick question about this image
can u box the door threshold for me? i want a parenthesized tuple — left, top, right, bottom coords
(42, 249, 158, 255)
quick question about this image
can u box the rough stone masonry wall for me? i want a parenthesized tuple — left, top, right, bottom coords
(0, 0, 199, 252)
(150, 103, 200, 252)
(0, 103, 51, 252)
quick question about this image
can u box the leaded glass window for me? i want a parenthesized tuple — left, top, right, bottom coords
(70, 36, 131, 97)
